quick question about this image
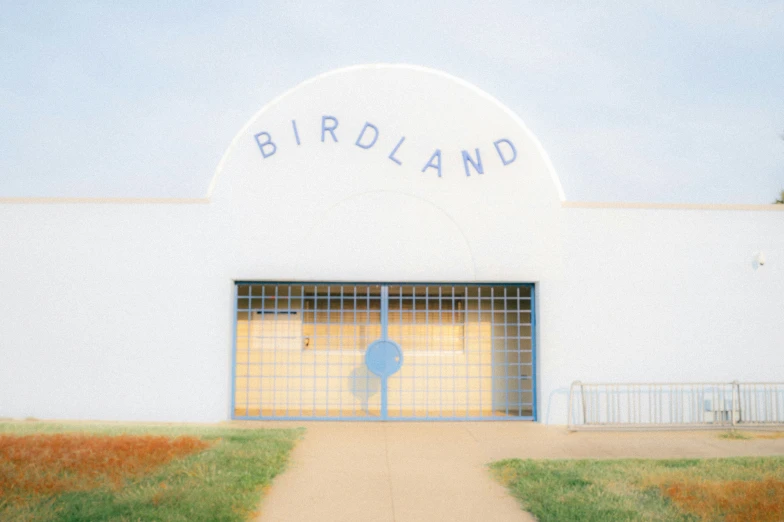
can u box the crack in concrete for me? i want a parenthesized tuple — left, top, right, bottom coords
(464, 424, 480, 443)
(383, 425, 397, 522)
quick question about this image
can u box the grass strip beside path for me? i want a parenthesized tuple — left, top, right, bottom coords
(491, 456, 784, 522)
(0, 422, 302, 522)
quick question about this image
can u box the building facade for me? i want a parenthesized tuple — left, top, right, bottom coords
(1, 64, 782, 424)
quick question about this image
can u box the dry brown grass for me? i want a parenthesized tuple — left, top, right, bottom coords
(756, 432, 784, 440)
(0, 432, 210, 500)
(494, 464, 519, 486)
(495, 457, 784, 522)
(662, 477, 784, 522)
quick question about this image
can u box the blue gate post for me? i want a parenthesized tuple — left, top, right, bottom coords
(365, 285, 403, 420)
(380, 286, 389, 419)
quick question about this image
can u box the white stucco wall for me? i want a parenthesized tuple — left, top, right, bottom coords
(542, 206, 783, 423)
(0, 203, 225, 421)
(1, 64, 781, 424)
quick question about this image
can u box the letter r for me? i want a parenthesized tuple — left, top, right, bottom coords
(321, 115, 339, 142)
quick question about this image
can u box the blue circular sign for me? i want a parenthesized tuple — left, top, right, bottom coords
(365, 339, 403, 378)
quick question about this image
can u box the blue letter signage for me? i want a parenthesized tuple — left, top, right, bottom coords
(253, 116, 519, 179)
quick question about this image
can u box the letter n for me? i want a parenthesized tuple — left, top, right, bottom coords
(461, 149, 483, 176)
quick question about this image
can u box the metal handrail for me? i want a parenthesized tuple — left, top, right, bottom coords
(568, 380, 784, 431)
(736, 382, 784, 426)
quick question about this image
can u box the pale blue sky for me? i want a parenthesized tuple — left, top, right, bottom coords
(1, 1, 782, 203)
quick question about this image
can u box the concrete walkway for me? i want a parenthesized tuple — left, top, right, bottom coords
(248, 422, 784, 522)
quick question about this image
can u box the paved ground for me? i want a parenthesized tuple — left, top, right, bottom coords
(245, 422, 784, 522)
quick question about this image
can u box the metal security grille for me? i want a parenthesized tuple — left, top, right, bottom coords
(233, 283, 536, 420)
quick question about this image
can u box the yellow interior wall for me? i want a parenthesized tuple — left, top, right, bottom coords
(234, 318, 495, 416)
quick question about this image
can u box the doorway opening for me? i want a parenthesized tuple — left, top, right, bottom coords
(232, 283, 536, 420)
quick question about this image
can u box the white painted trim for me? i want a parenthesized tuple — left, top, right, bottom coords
(0, 197, 209, 205)
(562, 201, 784, 212)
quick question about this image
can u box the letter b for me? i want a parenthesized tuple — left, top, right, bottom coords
(254, 131, 277, 158)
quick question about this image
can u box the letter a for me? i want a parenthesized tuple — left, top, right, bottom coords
(421, 149, 442, 177)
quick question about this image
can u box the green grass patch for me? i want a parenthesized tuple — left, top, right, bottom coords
(717, 431, 753, 440)
(0, 421, 303, 521)
(491, 456, 784, 522)
(717, 430, 784, 441)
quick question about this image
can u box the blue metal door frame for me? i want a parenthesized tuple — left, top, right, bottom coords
(232, 282, 537, 421)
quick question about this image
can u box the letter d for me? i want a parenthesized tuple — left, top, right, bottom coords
(355, 122, 379, 149)
(493, 138, 517, 166)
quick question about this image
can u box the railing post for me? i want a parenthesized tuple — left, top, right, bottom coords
(567, 381, 578, 431)
(731, 380, 739, 427)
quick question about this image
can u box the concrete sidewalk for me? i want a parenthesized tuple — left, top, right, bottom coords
(249, 422, 784, 522)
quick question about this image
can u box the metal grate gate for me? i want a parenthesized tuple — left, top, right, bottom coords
(232, 283, 536, 420)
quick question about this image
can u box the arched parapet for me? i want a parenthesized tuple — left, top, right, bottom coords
(211, 64, 565, 281)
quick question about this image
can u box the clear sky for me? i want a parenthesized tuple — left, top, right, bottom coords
(1, 1, 782, 203)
